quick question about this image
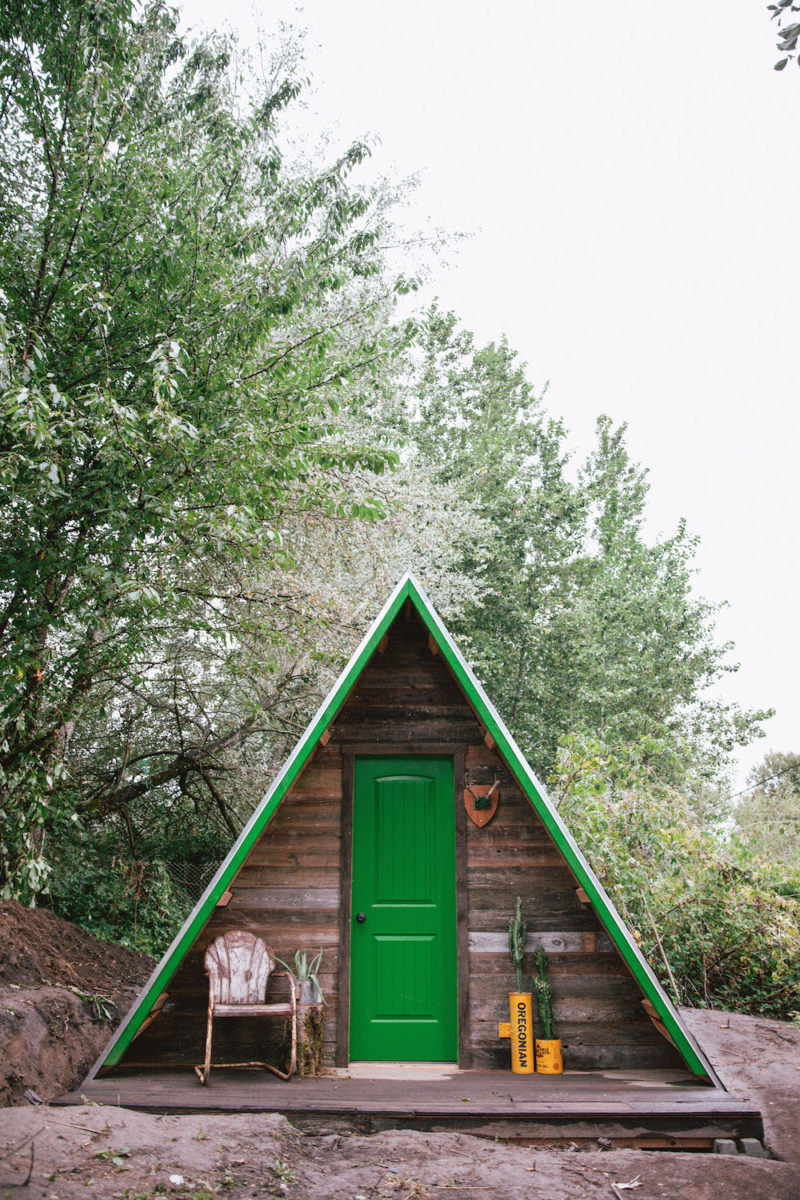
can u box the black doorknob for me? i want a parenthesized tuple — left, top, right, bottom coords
(356, 912, 366, 923)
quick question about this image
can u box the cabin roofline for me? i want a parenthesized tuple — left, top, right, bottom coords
(88, 571, 718, 1085)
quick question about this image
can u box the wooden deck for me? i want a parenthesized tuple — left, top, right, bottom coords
(57, 1067, 764, 1151)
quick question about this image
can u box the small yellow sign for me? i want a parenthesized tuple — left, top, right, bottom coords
(509, 992, 534, 1073)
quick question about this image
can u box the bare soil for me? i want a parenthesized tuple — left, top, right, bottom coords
(1, 1101, 799, 1200)
(0, 900, 153, 1106)
(2, 903, 800, 1199)
(0, 900, 153, 999)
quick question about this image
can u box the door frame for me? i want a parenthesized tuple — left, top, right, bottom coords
(336, 745, 470, 1067)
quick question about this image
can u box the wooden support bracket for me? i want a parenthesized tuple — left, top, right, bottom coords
(132, 992, 168, 1042)
(427, 632, 440, 656)
(484, 731, 497, 750)
(216, 889, 233, 908)
(319, 727, 332, 746)
(641, 998, 678, 1048)
(575, 887, 590, 906)
(377, 634, 389, 654)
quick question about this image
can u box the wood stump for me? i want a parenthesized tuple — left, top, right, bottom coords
(298, 1004, 325, 1076)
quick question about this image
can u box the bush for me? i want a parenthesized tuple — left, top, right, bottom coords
(46, 817, 226, 955)
(553, 735, 800, 1021)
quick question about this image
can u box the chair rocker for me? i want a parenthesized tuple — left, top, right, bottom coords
(195, 930, 297, 1085)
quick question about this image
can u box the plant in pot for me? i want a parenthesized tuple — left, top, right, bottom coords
(533, 946, 563, 1073)
(279, 950, 325, 1006)
(277, 950, 325, 1076)
(507, 897, 534, 1074)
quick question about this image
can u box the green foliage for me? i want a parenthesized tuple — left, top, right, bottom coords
(733, 751, 800, 880)
(48, 830, 191, 954)
(66, 986, 117, 1022)
(46, 791, 231, 953)
(0, 0, 408, 898)
(404, 307, 586, 774)
(508, 895, 527, 992)
(403, 309, 769, 788)
(570, 418, 767, 785)
(276, 948, 325, 1003)
(553, 738, 800, 1019)
(657, 858, 800, 1018)
(533, 946, 555, 1040)
(0, 3, 783, 1028)
(396, 307, 782, 1023)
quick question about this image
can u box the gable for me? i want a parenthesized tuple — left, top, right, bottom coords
(88, 574, 716, 1081)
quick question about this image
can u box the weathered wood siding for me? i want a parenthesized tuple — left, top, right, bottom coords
(119, 601, 682, 1072)
(463, 743, 680, 1069)
(121, 742, 343, 1067)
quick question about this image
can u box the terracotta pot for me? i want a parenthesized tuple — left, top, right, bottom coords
(509, 992, 534, 1074)
(535, 1038, 563, 1074)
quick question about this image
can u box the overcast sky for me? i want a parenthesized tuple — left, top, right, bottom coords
(182, 0, 800, 789)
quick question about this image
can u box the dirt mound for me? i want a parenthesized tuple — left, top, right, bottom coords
(0, 900, 153, 1106)
(0, 899, 153, 1003)
(1, 1105, 800, 1200)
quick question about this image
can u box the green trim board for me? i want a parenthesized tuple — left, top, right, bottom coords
(87, 571, 717, 1083)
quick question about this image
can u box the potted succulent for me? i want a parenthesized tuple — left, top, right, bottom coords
(276, 950, 325, 1076)
(278, 950, 325, 1007)
(507, 897, 534, 1074)
(533, 946, 563, 1073)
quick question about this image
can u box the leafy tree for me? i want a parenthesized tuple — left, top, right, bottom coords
(769, 0, 800, 69)
(403, 309, 785, 1018)
(0, 0, 408, 898)
(42, 444, 486, 951)
(401, 310, 769, 787)
(405, 307, 586, 775)
(568, 417, 768, 788)
(553, 738, 800, 1019)
(734, 751, 800, 883)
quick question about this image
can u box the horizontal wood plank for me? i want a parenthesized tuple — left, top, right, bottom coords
(247, 846, 341, 869)
(228, 888, 341, 910)
(332, 719, 483, 744)
(234, 866, 340, 889)
(469, 951, 628, 977)
(468, 931, 613, 954)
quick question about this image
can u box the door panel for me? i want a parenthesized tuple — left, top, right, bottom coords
(349, 757, 457, 1061)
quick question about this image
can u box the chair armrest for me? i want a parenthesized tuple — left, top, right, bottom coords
(272, 971, 297, 1002)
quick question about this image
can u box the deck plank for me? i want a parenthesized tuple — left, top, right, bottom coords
(56, 1068, 763, 1144)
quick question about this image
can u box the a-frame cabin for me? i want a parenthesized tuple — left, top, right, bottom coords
(87, 573, 718, 1085)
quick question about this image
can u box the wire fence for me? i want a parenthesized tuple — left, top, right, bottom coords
(162, 858, 220, 901)
(89, 846, 222, 904)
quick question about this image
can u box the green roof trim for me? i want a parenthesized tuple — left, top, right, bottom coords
(89, 571, 716, 1083)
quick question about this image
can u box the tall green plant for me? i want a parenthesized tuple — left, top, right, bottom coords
(276, 950, 325, 1004)
(533, 946, 556, 1039)
(508, 896, 527, 992)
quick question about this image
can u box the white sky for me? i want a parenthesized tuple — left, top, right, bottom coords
(182, 0, 800, 790)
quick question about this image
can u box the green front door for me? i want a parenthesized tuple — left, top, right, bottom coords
(349, 756, 458, 1061)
